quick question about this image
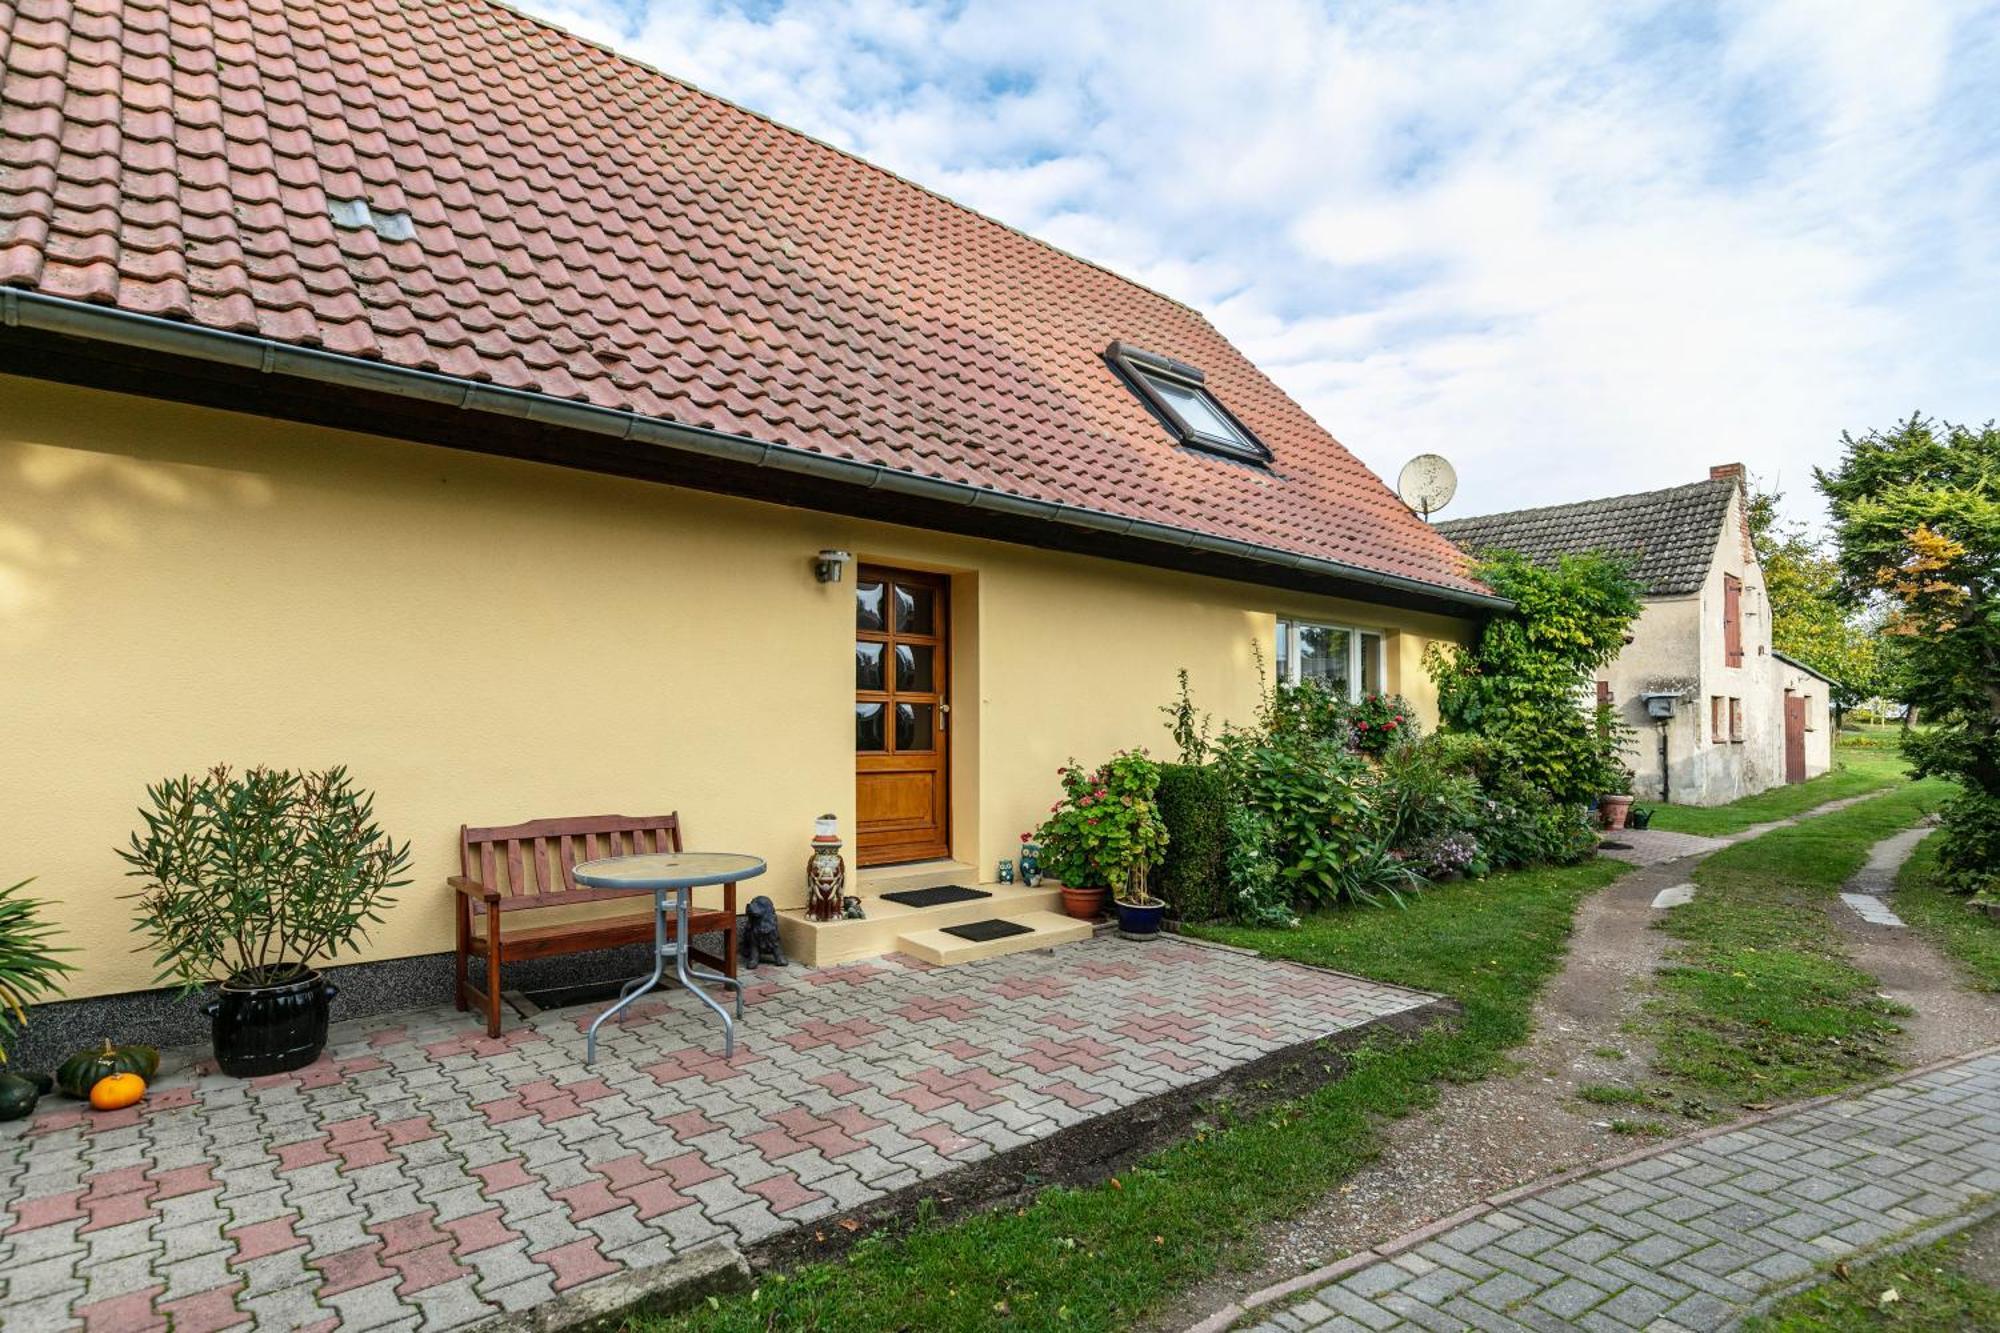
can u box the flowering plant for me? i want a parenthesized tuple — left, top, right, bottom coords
(1406, 831, 1478, 880)
(1348, 693, 1417, 755)
(1034, 750, 1169, 901)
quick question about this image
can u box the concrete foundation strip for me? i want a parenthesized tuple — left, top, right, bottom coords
(1182, 1039, 2000, 1333)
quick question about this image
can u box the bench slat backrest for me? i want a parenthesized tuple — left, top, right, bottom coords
(460, 814, 683, 910)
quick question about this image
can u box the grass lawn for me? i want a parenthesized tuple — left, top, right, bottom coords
(1894, 832, 2000, 991)
(632, 859, 1625, 1332)
(1645, 778, 1954, 1114)
(1745, 1218, 2000, 1331)
(1642, 743, 1913, 837)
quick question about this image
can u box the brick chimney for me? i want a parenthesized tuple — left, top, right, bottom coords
(1710, 463, 1745, 483)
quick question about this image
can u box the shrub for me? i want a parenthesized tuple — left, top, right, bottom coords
(1368, 735, 1484, 848)
(1348, 693, 1419, 755)
(1224, 806, 1295, 929)
(0, 879, 73, 1063)
(121, 765, 410, 990)
(1211, 725, 1375, 909)
(1152, 763, 1229, 921)
(1405, 831, 1478, 880)
(1034, 750, 1170, 894)
(1936, 791, 2000, 896)
(1427, 550, 1642, 805)
(1158, 669, 1213, 765)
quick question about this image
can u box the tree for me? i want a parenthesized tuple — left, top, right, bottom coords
(1818, 415, 2000, 892)
(1425, 551, 1644, 806)
(1746, 484, 1880, 714)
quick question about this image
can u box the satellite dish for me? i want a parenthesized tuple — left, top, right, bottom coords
(1397, 454, 1458, 521)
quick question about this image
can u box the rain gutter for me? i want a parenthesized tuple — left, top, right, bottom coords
(2, 289, 1511, 614)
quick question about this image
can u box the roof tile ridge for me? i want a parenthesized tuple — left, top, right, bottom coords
(471, 0, 1204, 317)
(1440, 477, 1735, 528)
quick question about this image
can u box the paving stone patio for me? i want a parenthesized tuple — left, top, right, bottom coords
(0, 935, 1432, 1332)
(1243, 1049, 2000, 1332)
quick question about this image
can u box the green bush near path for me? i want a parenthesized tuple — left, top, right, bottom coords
(1647, 779, 1954, 1114)
(1895, 832, 2000, 992)
(1642, 743, 1912, 838)
(633, 859, 1624, 1333)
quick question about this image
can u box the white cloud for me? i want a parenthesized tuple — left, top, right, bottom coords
(514, 0, 2000, 527)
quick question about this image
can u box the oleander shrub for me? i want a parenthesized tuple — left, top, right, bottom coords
(1368, 735, 1483, 849)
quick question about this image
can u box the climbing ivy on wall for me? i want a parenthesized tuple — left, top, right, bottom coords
(1425, 551, 1644, 807)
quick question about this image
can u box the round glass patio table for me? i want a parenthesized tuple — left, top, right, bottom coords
(570, 852, 765, 1064)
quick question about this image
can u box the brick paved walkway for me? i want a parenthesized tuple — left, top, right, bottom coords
(1240, 1050, 2000, 1332)
(0, 937, 1430, 1332)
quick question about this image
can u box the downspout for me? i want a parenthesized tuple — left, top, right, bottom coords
(5, 290, 1515, 616)
(1657, 719, 1671, 805)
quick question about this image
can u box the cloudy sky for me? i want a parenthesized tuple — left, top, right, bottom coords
(515, 0, 1999, 528)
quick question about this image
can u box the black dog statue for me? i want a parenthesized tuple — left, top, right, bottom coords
(739, 895, 788, 968)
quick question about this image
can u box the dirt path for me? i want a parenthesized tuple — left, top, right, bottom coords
(1835, 823, 2000, 1065)
(1143, 852, 1703, 1332)
(1149, 790, 1906, 1333)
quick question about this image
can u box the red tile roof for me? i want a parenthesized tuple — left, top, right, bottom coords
(0, 0, 1487, 599)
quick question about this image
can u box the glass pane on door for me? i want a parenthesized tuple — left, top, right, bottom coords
(895, 644, 933, 691)
(895, 703, 934, 751)
(856, 581, 885, 631)
(855, 703, 886, 751)
(894, 585, 934, 634)
(855, 642, 885, 690)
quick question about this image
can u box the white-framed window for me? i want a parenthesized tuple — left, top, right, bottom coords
(1274, 619, 1385, 702)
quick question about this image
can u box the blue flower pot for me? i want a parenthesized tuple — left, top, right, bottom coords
(1115, 899, 1166, 941)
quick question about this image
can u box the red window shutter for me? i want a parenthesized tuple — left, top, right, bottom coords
(1722, 575, 1743, 667)
(1596, 681, 1611, 706)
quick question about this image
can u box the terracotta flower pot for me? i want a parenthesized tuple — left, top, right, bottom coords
(1059, 885, 1108, 920)
(1599, 795, 1634, 831)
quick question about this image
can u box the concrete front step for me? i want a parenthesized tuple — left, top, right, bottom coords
(894, 909, 1094, 965)
(854, 859, 982, 894)
(775, 883, 1066, 966)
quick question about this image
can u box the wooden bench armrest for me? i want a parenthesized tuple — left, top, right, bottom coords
(448, 875, 500, 905)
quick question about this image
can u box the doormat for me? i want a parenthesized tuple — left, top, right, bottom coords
(1598, 841, 1633, 851)
(941, 918, 1032, 943)
(881, 885, 991, 908)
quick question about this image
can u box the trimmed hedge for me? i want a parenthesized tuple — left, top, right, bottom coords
(1152, 762, 1229, 921)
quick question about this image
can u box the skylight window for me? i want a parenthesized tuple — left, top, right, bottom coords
(1105, 341, 1270, 463)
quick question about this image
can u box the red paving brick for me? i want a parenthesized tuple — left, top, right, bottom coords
(533, 1237, 618, 1292)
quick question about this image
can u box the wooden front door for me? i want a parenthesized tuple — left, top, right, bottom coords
(855, 566, 950, 866)
(1783, 693, 1807, 784)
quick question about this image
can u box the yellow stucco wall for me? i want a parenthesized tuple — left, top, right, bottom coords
(1, 374, 1473, 998)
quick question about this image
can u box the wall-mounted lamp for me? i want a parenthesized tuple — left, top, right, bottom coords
(813, 549, 852, 584)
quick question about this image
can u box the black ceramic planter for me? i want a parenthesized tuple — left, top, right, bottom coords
(205, 968, 336, 1077)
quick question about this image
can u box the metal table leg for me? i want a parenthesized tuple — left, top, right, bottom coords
(584, 886, 669, 1065)
(673, 884, 743, 1057)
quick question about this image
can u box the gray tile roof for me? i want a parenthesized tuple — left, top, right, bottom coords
(1435, 478, 1736, 596)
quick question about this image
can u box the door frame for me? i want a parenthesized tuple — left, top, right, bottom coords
(854, 564, 952, 867)
(1783, 692, 1807, 785)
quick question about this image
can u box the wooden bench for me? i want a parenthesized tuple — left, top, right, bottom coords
(451, 814, 739, 1036)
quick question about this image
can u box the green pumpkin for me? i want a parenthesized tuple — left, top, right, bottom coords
(0, 1071, 40, 1121)
(55, 1040, 161, 1099)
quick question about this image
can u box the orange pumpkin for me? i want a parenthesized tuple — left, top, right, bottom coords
(88, 1072, 147, 1111)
